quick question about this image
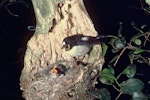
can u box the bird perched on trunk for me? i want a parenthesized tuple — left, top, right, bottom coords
(61, 34, 105, 58)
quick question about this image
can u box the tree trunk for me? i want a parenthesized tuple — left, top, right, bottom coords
(20, 0, 104, 99)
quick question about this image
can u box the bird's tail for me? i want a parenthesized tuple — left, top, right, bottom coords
(89, 35, 106, 44)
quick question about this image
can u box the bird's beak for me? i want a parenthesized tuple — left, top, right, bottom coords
(61, 42, 66, 49)
(61, 44, 65, 49)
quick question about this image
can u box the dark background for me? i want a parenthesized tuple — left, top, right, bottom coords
(0, 0, 150, 100)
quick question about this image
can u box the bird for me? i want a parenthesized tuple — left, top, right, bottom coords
(61, 34, 105, 58)
(50, 64, 68, 78)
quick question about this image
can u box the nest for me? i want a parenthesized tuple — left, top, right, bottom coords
(20, 0, 105, 99)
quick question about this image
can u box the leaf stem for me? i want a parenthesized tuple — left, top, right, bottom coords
(144, 32, 150, 46)
(115, 92, 123, 100)
(5, 6, 18, 17)
(115, 74, 122, 88)
(106, 35, 118, 38)
(130, 32, 150, 44)
(112, 84, 121, 93)
(116, 73, 122, 81)
(113, 46, 129, 66)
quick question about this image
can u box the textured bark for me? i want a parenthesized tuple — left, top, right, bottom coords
(20, 0, 104, 100)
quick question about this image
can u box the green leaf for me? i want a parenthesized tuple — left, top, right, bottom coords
(114, 37, 126, 50)
(132, 92, 148, 100)
(141, 25, 147, 29)
(133, 39, 142, 46)
(120, 78, 144, 95)
(102, 43, 108, 56)
(99, 68, 116, 85)
(123, 64, 136, 78)
(100, 74, 115, 85)
(133, 48, 145, 54)
(108, 65, 115, 75)
(101, 68, 111, 74)
(101, 67, 115, 75)
(89, 88, 111, 100)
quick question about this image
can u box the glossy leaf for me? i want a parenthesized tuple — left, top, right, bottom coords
(133, 39, 142, 46)
(114, 37, 126, 50)
(133, 48, 145, 54)
(123, 64, 136, 78)
(102, 67, 115, 75)
(132, 92, 148, 100)
(102, 68, 110, 74)
(109, 36, 126, 53)
(100, 73, 116, 85)
(108, 66, 115, 75)
(120, 78, 144, 95)
(111, 37, 126, 53)
(102, 43, 108, 56)
(99, 68, 116, 85)
(89, 88, 111, 100)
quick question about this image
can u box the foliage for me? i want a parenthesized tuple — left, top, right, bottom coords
(91, 22, 150, 100)
(106, 22, 150, 66)
(140, 0, 150, 14)
(89, 88, 111, 100)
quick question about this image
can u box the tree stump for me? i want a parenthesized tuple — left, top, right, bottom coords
(20, 0, 104, 99)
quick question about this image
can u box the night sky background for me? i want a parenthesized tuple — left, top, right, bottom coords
(0, 0, 150, 100)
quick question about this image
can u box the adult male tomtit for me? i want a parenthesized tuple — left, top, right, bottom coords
(61, 34, 105, 57)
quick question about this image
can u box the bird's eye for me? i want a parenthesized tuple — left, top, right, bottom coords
(65, 44, 71, 51)
(61, 42, 71, 51)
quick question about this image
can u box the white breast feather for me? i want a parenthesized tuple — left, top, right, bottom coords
(65, 45, 90, 57)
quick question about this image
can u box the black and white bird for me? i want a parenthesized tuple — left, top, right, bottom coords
(61, 34, 105, 57)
